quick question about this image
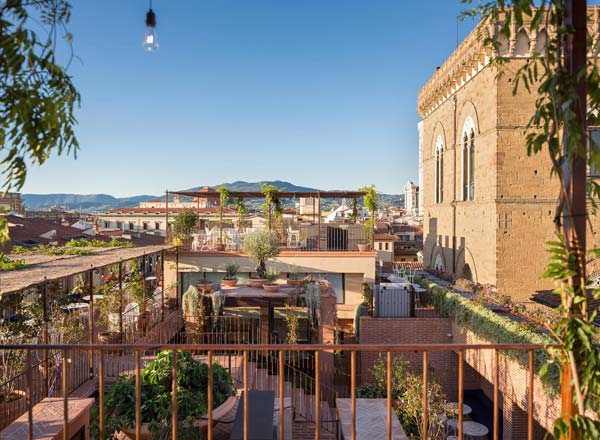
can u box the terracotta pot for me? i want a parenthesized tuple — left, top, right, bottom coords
(357, 243, 371, 252)
(214, 243, 226, 251)
(222, 278, 238, 287)
(247, 278, 268, 288)
(318, 281, 330, 293)
(287, 278, 303, 286)
(197, 282, 214, 293)
(98, 331, 123, 344)
(121, 396, 238, 439)
(263, 283, 280, 293)
(181, 237, 193, 251)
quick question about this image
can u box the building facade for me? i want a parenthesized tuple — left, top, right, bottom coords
(418, 12, 600, 299)
(0, 193, 24, 215)
(403, 181, 419, 216)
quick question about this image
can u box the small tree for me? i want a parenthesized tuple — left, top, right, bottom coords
(243, 230, 280, 278)
(217, 186, 230, 244)
(0, 325, 27, 403)
(172, 210, 198, 243)
(236, 197, 247, 231)
(357, 354, 447, 438)
(359, 186, 379, 244)
(261, 184, 283, 230)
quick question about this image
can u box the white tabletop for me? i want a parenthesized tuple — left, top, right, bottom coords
(63, 302, 88, 311)
(447, 402, 472, 415)
(82, 294, 104, 302)
(447, 419, 489, 437)
(145, 276, 157, 281)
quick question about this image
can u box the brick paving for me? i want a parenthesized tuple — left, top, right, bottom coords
(0, 397, 94, 440)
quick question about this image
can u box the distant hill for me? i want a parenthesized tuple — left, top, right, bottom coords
(192, 180, 319, 193)
(22, 181, 405, 213)
(23, 193, 157, 212)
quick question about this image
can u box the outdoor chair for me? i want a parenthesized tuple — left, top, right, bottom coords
(287, 225, 300, 248)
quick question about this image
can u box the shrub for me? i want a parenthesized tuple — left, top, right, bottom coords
(172, 210, 198, 241)
(98, 350, 234, 436)
(415, 276, 559, 391)
(242, 230, 279, 278)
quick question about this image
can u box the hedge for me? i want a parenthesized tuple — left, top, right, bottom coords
(415, 276, 560, 392)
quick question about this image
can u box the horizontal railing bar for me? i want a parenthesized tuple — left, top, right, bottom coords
(0, 343, 560, 351)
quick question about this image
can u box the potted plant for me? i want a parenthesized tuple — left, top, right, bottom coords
(196, 278, 214, 293)
(216, 186, 230, 251)
(261, 183, 283, 231)
(128, 260, 152, 332)
(222, 263, 239, 287)
(359, 185, 378, 251)
(317, 276, 330, 294)
(0, 326, 26, 417)
(182, 284, 205, 337)
(172, 209, 199, 250)
(237, 197, 247, 232)
(243, 230, 280, 288)
(99, 350, 236, 439)
(287, 265, 304, 286)
(96, 281, 122, 343)
(263, 270, 281, 292)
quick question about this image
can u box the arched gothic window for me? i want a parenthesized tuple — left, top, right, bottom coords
(514, 29, 530, 57)
(435, 135, 444, 204)
(462, 117, 476, 201)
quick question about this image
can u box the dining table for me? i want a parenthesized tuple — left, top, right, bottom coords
(446, 419, 489, 439)
(447, 402, 473, 416)
(82, 294, 104, 302)
(62, 302, 89, 313)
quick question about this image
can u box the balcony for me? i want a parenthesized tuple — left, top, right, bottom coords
(177, 223, 373, 254)
(0, 341, 550, 440)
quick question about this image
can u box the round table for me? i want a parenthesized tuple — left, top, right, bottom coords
(62, 302, 89, 312)
(447, 419, 489, 438)
(82, 294, 104, 302)
(447, 402, 472, 416)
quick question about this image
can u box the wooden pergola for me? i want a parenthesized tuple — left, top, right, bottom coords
(165, 189, 367, 249)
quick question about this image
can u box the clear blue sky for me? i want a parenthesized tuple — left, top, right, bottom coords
(23, 0, 477, 197)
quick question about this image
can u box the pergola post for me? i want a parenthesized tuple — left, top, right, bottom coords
(42, 278, 49, 397)
(165, 190, 169, 239)
(160, 249, 165, 322)
(197, 196, 201, 233)
(317, 192, 321, 251)
(561, 1, 587, 438)
(175, 247, 180, 307)
(88, 265, 95, 379)
(118, 260, 124, 336)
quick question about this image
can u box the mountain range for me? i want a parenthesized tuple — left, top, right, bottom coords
(23, 181, 404, 212)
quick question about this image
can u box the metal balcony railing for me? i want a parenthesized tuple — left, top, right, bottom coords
(180, 223, 372, 253)
(0, 342, 554, 440)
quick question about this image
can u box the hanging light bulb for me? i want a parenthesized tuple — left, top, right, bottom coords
(143, 1, 159, 52)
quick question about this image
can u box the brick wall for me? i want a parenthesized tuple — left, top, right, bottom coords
(358, 316, 558, 439)
(452, 322, 558, 437)
(359, 317, 457, 399)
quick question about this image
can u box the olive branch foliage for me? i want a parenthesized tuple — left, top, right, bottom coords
(0, 0, 79, 245)
(462, 1, 600, 437)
